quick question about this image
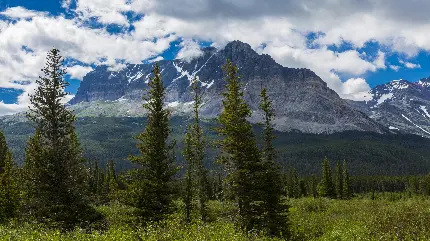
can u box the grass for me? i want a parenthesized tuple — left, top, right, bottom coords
(1, 197, 430, 240)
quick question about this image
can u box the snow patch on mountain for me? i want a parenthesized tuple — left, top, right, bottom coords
(391, 80, 409, 90)
(402, 114, 430, 135)
(375, 93, 393, 106)
(420, 106, 430, 119)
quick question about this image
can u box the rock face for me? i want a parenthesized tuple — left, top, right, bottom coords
(70, 41, 385, 134)
(349, 79, 430, 137)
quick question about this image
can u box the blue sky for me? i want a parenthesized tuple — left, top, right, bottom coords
(0, 0, 430, 115)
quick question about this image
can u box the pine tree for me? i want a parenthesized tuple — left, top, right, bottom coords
(287, 168, 300, 198)
(183, 77, 209, 222)
(0, 131, 8, 174)
(105, 160, 119, 202)
(24, 49, 99, 229)
(342, 160, 352, 199)
(335, 161, 344, 199)
(317, 157, 335, 198)
(216, 60, 264, 231)
(129, 63, 178, 222)
(0, 132, 19, 223)
(259, 88, 289, 237)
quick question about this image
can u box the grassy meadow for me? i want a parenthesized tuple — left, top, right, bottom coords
(1, 195, 430, 240)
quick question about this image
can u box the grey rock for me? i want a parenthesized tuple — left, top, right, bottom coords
(70, 41, 385, 134)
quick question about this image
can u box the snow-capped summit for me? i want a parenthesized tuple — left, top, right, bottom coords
(350, 78, 430, 137)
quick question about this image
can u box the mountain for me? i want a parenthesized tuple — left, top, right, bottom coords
(70, 41, 385, 134)
(348, 79, 430, 137)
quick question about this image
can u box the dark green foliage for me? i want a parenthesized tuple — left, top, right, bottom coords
(0, 131, 8, 172)
(216, 60, 264, 232)
(128, 63, 178, 222)
(23, 49, 100, 229)
(317, 157, 335, 198)
(342, 161, 352, 199)
(0, 132, 19, 223)
(183, 77, 209, 222)
(335, 161, 344, 199)
(286, 169, 301, 198)
(259, 88, 289, 237)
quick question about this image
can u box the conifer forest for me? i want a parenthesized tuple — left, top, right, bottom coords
(3, 49, 430, 241)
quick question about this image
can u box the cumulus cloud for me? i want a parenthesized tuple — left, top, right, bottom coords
(341, 78, 372, 101)
(176, 39, 203, 62)
(75, 0, 132, 25)
(62, 0, 74, 11)
(0, 7, 47, 19)
(67, 65, 94, 80)
(399, 60, 421, 69)
(390, 65, 401, 71)
(2, 0, 430, 113)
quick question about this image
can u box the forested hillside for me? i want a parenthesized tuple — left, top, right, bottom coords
(2, 116, 430, 176)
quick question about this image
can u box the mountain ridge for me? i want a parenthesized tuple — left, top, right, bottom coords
(69, 40, 386, 134)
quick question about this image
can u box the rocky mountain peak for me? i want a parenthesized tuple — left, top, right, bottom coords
(69, 40, 385, 134)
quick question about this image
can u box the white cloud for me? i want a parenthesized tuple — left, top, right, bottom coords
(341, 78, 372, 101)
(0, 11, 174, 115)
(389, 65, 401, 71)
(176, 39, 203, 62)
(75, 0, 131, 25)
(62, 0, 74, 10)
(67, 65, 93, 80)
(0, 6, 47, 19)
(399, 60, 421, 69)
(373, 51, 386, 69)
(149, 56, 164, 63)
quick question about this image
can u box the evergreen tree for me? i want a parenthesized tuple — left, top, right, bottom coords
(105, 160, 119, 202)
(23, 49, 99, 228)
(286, 168, 300, 198)
(342, 160, 352, 199)
(183, 77, 209, 222)
(259, 88, 289, 237)
(335, 161, 344, 199)
(216, 60, 264, 231)
(0, 132, 19, 223)
(129, 63, 178, 222)
(317, 157, 335, 198)
(0, 131, 8, 173)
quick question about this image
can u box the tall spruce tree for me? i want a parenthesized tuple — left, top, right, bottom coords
(0, 131, 19, 223)
(259, 88, 289, 237)
(183, 77, 209, 222)
(129, 63, 178, 222)
(286, 168, 300, 198)
(335, 161, 344, 199)
(342, 160, 352, 199)
(24, 49, 99, 228)
(317, 157, 335, 198)
(216, 60, 264, 231)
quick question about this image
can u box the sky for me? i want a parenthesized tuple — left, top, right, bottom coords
(1, 0, 430, 115)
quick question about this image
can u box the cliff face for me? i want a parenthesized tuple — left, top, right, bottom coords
(70, 41, 384, 134)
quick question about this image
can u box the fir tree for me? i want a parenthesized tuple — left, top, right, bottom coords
(286, 168, 300, 198)
(335, 161, 344, 199)
(317, 157, 335, 198)
(24, 49, 99, 228)
(259, 88, 289, 237)
(0, 131, 8, 173)
(216, 60, 264, 231)
(105, 160, 119, 202)
(183, 77, 209, 222)
(129, 63, 178, 222)
(0, 132, 19, 223)
(342, 160, 352, 199)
